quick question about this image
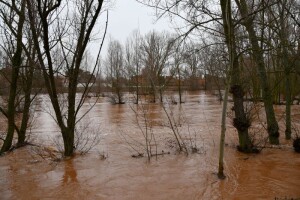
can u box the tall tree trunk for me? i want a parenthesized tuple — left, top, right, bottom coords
(62, 127, 75, 157)
(17, 66, 34, 146)
(1, 2, 25, 153)
(159, 88, 163, 103)
(136, 64, 139, 104)
(285, 72, 291, 139)
(236, 0, 280, 144)
(26, 0, 104, 157)
(218, 72, 230, 179)
(178, 66, 183, 103)
(150, 78, 156, 103)
(1, 60, 20, 153)
(221, 0, 253, 153)
(65, 69, 78, 156)
(279, 0, 292, 139)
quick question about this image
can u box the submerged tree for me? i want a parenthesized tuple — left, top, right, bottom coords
(140, 31, 174, 103)
(125, 30, 142, 104)
(201, 41, 227, 101)
(234, 0, 280, 144)
(0, 0, 26, 153)
(26, 0, 106, 156)
(137, 0, 254, 152)
(221, 0, 254, 152)
(183, 44, 202, 91)
(263, 0, 300, 139)
(171, 44, 185, 104)
(218, 0, 253, 178)
(105, 39, 126, 104)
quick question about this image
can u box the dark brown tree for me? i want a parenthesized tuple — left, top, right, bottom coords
(105, 39, 126, 104)
(26, 0, 106, 156)
(125, 30, 142, 104)
(0, 0, 26, 153)
(140, 31, 174, 103)
(234, 0, 280, 144)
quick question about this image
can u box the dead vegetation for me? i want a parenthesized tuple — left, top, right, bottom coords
(120, 96, 206, 161)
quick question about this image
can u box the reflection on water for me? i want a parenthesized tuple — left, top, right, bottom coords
(0, 91, 300, 199)
(62, 159, 78, 185)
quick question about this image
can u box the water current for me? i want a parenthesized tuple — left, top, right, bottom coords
(0, 91, 299, 199)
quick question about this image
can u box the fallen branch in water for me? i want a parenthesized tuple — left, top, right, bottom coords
(131, 153, 144, 158)
(151, 151, 170, 157)
(131, 151, 170, 158)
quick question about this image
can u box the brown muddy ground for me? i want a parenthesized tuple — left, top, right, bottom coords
(0, 91, 300, 200)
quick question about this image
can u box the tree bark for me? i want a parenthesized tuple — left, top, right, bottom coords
(285, 71, 291, 139)
(177, 63, 183, 104)
(278, 0, 292, 140)
(17, 57, 35, 146)
(1, 1, 25, 153)
(235, 0, 280, 144)
(0, 60, 20, 153)
(17, 77, 32, 145)
(26, 0, 105, 156)
(220, 0, 253, 153)
(136, 67, 139, 103)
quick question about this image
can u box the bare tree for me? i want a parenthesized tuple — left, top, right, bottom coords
(234, 0, 280, 144)
(105, 39, 126, 104)
(222, 0, 255, 152)
(263, 0, 300, 139)
(140, 31, 174, 103)
(125, 30, 142, 104)
(219, 0, 253, 178)
(0, 0, 26, 153)
(162, 102, 188, 153)
(137, 1, 254, 153)
(200, 41, 227, 100)
(170, 41, 185, 103)
(182, 43, 202, 91)
(26, 0, 106, 156)
(129, 102, 157, 161)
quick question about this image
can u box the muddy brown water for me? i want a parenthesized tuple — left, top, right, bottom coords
(0, 91, 300, 200)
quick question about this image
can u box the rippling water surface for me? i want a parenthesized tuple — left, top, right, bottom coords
(0, 91, 299, 200)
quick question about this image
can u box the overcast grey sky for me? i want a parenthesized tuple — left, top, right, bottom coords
(107, 0, 171, 38)
(98, 0, 174, 56)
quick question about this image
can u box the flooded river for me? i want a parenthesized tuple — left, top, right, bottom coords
(0, 91, 299, 199)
